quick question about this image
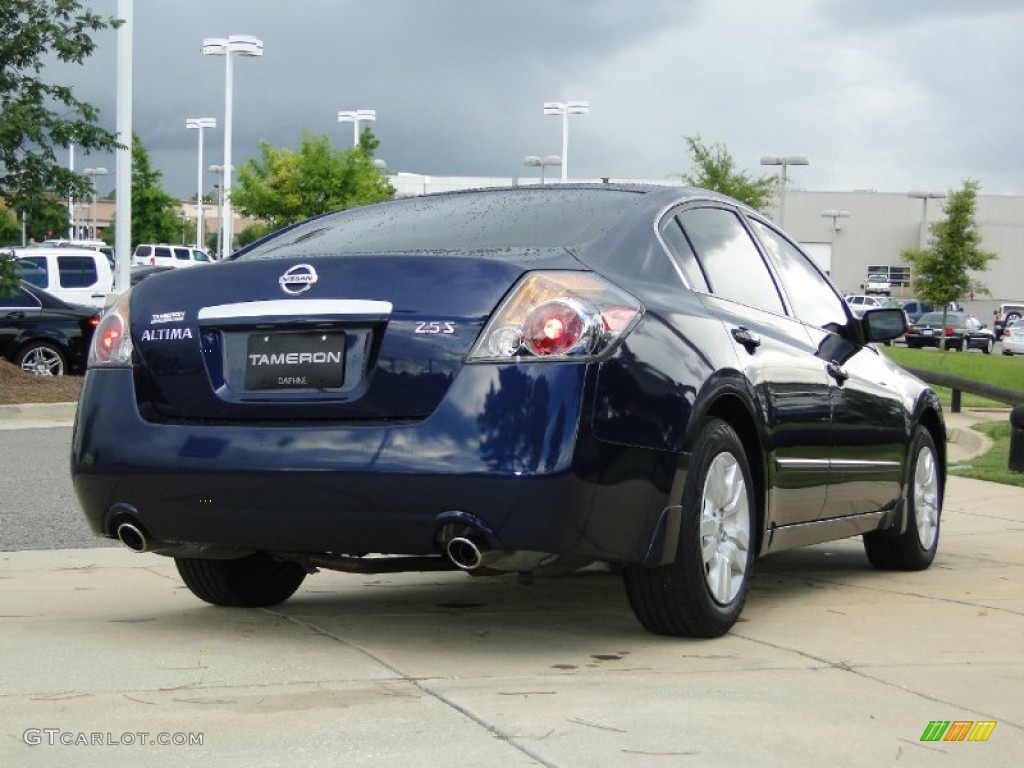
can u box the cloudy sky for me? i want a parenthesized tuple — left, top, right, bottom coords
(51, 0, 1024, 200)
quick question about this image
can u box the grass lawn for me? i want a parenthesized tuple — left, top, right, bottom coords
(883, 346, 1024, 485)
(883, 346, 1024, 394)
(948, 420, 1024, 487)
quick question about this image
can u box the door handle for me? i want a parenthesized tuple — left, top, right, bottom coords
(826, 361, 849, 383)
(731, 326, 762, 352)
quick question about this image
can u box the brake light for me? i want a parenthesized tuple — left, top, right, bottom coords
(944, 327, 953, 337)
(468, 271, 642, 362)
(88, 291, 133, 367)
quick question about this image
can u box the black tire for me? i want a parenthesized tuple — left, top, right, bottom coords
(14, 341, 67, 376)
(863, 427, 941, 571)
(905, 341, 919, 349)
(175, 553, 307, 607)
(623, 419, 755, 638)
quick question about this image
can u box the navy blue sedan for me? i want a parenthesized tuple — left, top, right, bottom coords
(72, 185, 945, 637)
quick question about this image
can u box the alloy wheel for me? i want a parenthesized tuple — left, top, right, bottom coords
(700, 452, 752, 605)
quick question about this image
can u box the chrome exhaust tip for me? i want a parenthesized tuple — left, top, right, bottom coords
(116, 521, 148, 553)
(446, 536, 485, 570)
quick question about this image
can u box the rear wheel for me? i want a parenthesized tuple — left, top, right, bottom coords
(15, 341, 66, 376)
(623, 419, 755, 638)
(175, 553, 307, 607)
(863, 427, 941, 570)
(983, 337, 994, 354)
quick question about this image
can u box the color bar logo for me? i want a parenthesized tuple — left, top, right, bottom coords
(921, 720, 996, 742)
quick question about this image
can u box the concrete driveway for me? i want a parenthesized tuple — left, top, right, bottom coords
(2, 471, 1022, 767)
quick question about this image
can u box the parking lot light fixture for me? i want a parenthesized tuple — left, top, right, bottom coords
(821, 209, 850, 232)
(543, 101, 589, 182)
(760, 154, 809, 227)
(186, 118, 216, 249)
(524, 155, 562, 185)
(82, 167, 108, 240)
(202, 34, 263, 258)
(337, 109, 376, 147)
(908, 191, 945, 248)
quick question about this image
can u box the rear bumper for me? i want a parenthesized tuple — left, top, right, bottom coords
(72, 367, 683, 567)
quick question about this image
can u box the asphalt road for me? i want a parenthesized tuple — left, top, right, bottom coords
(0, 426, 110, 551)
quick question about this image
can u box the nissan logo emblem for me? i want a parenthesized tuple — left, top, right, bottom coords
(279, 264, 318, 295)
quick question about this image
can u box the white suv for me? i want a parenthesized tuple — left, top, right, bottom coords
(8, 246, 113, 309)
(133, 244, 214, 268)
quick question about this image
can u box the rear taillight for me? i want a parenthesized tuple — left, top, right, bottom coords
(944, 327, 953, 337)
(467, 271, 642, 362)
(88, 291, 133, 368)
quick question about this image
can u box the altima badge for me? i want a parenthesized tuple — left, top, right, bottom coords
(279, 264, 318, 295)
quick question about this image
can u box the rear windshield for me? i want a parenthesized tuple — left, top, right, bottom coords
(239, 188, 644, 260)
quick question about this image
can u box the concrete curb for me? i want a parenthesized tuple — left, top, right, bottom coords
(0, 402, 76, 424)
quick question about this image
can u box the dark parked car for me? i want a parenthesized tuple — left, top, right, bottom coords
(71, 185, 946, 638)
(904, 311, 996, 353)
(1, 281, 100, 375)
(895, 298, 934, 324)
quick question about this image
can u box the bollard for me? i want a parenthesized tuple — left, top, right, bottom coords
(1009, 405, 1024, 474)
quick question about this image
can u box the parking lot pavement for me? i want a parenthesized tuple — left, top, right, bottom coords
(1, 474, 1022, 767)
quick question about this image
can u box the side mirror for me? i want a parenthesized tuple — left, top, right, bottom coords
(862, 307, 907, 343)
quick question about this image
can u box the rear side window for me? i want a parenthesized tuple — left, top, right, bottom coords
(0, 285, 42, 309)
(57, 256, 99, 288)
(155, 246, 174, 260)
(174, 247, 191, 261)
(16, 257, 49, 288)
(677, 207, 784, 314)
(659, 215, 709, 291)
(751, 220, 847, 329)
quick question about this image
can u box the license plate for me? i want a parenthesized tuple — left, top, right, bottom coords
(922, 329, 934, 336)
(245, 332, 345, 390)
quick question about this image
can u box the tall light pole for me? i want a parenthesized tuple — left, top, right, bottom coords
(82, 167, 108, 240)
(201, 34, 263, 259)
(543, 101, 589, 182)
(337, 109, 376, 147)
(524, 155, 561, 185)
(760, 154, 809, 227)
(907, 191, 945, 248)
(208, 164, 229, 257)
(67, 143, 75, 238)
(186, 117, 216, 249)
(114, 0, 133, 292)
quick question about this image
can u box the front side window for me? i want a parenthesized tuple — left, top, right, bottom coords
(677, 207, 784, 314)
(750, 220, 848, 329)
(57, 256, 99, 288)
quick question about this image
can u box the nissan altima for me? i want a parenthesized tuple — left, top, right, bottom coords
(71, 185, 945, 638)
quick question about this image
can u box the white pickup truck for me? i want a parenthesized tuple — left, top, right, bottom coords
(865, 274, 891, 295)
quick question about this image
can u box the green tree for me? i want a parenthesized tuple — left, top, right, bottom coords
(236, 222, 275, 248)
(232, 129, 395, 230)
(129, 134, 179, 246)
(0, 0, 121, 290)
(0, 205, 20, 245)
(680, 136, 777, 212)
(902, 179, 996, 342)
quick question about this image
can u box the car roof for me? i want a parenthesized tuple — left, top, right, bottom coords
(238, 184, 736, 260)
(9, 246, 108, 257)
